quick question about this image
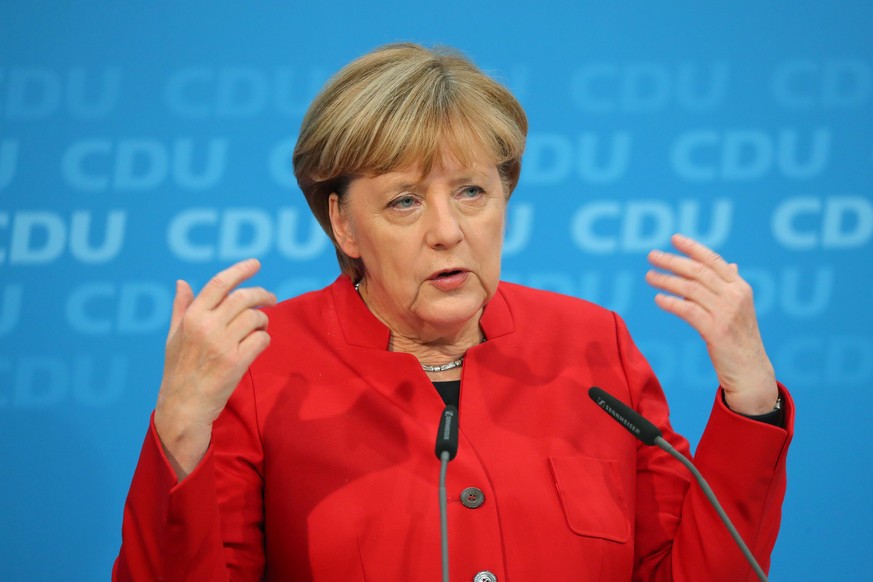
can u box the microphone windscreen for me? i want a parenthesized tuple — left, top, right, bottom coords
(588, 386, 662, 446)
(435, 405, 459, 461)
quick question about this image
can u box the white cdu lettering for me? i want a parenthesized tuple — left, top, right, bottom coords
(570, 199, 733, 254)
(771, 196, 873, 250)
(167, 207, 329, 262)
(671, 129, 831, 181)
(61, 139, 227, 191)
(0, 210, 125, 265)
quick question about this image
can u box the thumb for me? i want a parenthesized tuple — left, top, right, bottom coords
(168, 279, 195, 336)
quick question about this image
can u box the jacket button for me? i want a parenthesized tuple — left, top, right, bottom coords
(473, 571, 497, 582)
(460, 487, 485, 509)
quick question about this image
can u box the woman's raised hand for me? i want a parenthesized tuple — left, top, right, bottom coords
(154, 259, 276, 479)
(645, 234, 778, 416)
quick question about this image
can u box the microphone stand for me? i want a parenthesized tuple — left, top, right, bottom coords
(435, 405, 458, 582)
(654, 436, 769, 582)
(439, 451, 451, 582)
(589, 386, 769, 581)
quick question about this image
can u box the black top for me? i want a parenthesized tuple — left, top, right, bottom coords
(432, 380, 461, 409)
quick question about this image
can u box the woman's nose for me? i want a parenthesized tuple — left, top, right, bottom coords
(423, 198, 464, 249)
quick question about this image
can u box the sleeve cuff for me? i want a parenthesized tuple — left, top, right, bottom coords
(721, 389, 786, 427)
(715, 383, 794, 435)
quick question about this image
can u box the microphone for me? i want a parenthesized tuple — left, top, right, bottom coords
(588, 386, 769, 582)
(435, 405, 459, 461)
(588, 386, 662, 445)
(435, 405, 459, 582)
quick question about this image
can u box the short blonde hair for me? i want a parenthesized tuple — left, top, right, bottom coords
(293, 43, 528, 281)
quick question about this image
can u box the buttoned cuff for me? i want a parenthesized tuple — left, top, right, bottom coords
(721, 389, 786, 427)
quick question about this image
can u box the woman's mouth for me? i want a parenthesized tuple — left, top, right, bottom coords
(429, 269, 469, 291)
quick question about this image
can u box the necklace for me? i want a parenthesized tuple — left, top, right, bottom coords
(420, 357, 465, 373)
(355, 279, 471, 373)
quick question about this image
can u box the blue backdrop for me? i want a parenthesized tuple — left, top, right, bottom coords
(1, 1, 871, 579)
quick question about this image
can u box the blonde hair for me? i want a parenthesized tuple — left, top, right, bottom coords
(293, 43, 528, 281)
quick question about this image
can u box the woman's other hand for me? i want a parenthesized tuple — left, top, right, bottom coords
(154, 259, 276, 479)
(645, 234, 778, 416)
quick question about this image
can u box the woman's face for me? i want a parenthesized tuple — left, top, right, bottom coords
(329, 148, 507, 340)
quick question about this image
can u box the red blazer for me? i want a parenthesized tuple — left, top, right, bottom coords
(114, 276, 793, 581)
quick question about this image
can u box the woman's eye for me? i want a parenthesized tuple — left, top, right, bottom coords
(390, 195, 417, 209)
(459, 186, 484, 199)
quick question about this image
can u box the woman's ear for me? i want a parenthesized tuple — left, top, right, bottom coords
(328, 193, 361, 258)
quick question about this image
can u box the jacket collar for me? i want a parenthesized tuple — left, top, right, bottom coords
(330, 275, 515, 349)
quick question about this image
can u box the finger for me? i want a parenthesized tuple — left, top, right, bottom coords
(218, 287, 277, 323)
(670, 234, 737, 282)
(226, 308, 269, 343)
(168, 280, 195, 336)
(645, 269, 720, 314)
(193, 259, 262, 312)
(648, 249, 726, 295)
(237, 329, 272, 368)
(653, 293, 714, 338)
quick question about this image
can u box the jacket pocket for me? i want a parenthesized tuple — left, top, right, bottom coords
(548, 455, 630, 543)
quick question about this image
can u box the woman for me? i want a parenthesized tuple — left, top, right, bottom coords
(114, 43, 792, 581)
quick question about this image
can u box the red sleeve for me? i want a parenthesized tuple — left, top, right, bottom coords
(613, 314, 794, 582)
(112, 370, 265, 582)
